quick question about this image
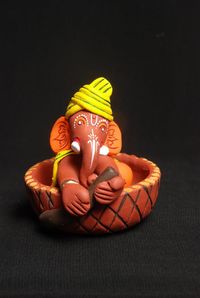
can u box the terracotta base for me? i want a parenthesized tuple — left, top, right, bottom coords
(24, 153, 161, 234)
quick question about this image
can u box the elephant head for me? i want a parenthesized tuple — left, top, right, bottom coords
(49, 77, 122, 187)
(49, 112, 122, 187)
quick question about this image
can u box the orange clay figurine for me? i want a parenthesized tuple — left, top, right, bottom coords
(24, 77, 161, 234)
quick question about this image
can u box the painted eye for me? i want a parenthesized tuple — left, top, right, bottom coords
(99, 123, 107, 133)
(74, 117, 86, 127)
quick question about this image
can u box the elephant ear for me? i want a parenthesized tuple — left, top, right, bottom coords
(50, 116, 71, 153)
(105, 121, 122, 156)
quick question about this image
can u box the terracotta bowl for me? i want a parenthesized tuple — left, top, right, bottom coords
(24, 153, 161, 234)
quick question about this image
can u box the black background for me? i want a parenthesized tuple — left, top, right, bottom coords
(0, 1, 200, 297)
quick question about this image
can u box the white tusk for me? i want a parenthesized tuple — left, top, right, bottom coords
(71, 141, 80, 153)
(99, 145, 109, 156)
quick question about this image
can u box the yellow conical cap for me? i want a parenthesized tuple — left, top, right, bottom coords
(65, 77, 113, 121)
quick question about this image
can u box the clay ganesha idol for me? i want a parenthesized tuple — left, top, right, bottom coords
(24, 77, 161, 234)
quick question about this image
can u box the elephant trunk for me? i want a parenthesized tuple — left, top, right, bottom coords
(79, 133, 100, 188)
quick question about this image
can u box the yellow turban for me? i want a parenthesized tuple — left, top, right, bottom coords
(65, 77, 114, 121)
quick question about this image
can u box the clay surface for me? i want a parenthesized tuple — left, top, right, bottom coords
(25, 154, 161, 234)
(24, 77, 161, 234)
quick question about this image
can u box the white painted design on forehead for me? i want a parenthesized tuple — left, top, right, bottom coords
(96, 119, 108, 126)
(90, 114, 98, 126)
